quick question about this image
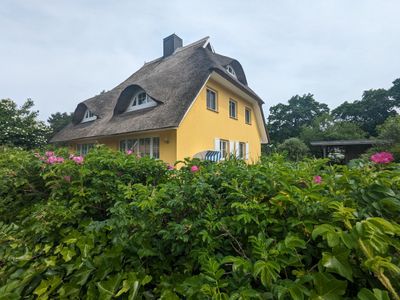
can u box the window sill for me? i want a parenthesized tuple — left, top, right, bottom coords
(207, 107, 219, 113)
(229, 116, 238, 120)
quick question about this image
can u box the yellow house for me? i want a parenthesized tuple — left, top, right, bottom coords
(51, 34, 269, 165)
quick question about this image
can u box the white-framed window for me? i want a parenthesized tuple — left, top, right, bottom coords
(226, 65, 237, 78)
(206, 88, 218, 111)
(238, 142, 246, 159)
(126, 91, 157, 112)
(220, 139, 229, 158)
(119, 137, 160, 158)
(229, 99, 238, 119)
(82, 109, 97, 123)
(77, 143, 94, 155)
(245, 107, 251, 125)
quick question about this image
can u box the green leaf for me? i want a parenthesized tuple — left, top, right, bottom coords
(128, 281, 140, 300)
(321, 251, 353, 281)
(253, 260, 281, 288)
(33, 280, 48, 297)
(284, 235, 306, 249)
(60, 247, 76, 262)
(357, 288, 390, 300)
(310, 272, 347, 300)
(312, 224, 341, 247)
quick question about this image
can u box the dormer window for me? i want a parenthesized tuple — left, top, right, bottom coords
(127, 91, 156, 112)
(226, 65, 237, 78)
(82, 109, 97, 123)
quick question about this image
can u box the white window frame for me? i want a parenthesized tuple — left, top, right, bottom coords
(229, 99, 238, 119)
(226, 65, 237, 78)
(76, 143, 94, 156)
(220, 139, 229, 159)
(238, 142, 246, 159)
(82, 109, 97, 123)
(206, 88, 218, 112)
(126, 91, 157, 112)
(245, 107, 252, 125)
(119, 137, 160, 159)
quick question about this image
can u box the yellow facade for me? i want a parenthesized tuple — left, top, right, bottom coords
(176, 78, 261, 163)
(70, 77, 263, 165)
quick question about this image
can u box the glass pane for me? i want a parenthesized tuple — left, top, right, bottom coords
(139, 139, 145, 157)
(152, 137, 159, 159)
(207, 90, 216, 110)
(138, 93, 147, 105)
(132, 139, 138, 154)
(127, 139, 134, 150)
(144, 138, 151, 156)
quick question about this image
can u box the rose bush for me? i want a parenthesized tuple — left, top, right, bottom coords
(0, 146, 399, 299)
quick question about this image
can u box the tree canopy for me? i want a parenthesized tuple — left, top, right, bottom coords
(299, 114, 367, 145)
(268, 78, 399, 145)
(267, 94, 329, 143)
(0, 99, 50, 149)
(332, 87, 399, 136)
(47, 112, 73, 138)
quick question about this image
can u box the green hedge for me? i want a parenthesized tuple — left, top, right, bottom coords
(0, 146, 399, 299)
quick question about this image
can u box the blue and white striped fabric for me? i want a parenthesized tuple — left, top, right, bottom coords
(205, 150, 222, 162)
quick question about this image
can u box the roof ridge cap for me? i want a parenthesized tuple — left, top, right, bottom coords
(175, 36, 210, 53)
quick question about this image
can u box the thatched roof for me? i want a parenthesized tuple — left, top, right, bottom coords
(51, 36, 266, 142)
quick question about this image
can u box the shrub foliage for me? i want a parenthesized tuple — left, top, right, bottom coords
(0, 147, 400, 299)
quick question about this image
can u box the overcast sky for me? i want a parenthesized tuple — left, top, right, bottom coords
(1, 0, 399, 121)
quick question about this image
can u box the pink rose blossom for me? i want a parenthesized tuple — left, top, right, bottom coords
(63, 176, 71, 182)
(45, 151, 54, 157)
(167, 165, 175, 170)
(46, 156, 58, 164)
(46, 155, 64, 164)
(69, 154, 75, 159)
(190, 165, 199, 173)
(126, 149, 133, 155)
(313, 175, 322, 184)
(370, 152, 394, 164)
(72, 156, 84, 165)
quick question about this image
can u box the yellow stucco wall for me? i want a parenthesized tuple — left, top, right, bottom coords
(176, 78, 262, 162)
(69, 129, 177, 166)
(67, 78, 263, 165)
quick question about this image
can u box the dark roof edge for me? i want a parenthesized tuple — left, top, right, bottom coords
(310, 139, 392, 146)
(51, 126, 178, 143)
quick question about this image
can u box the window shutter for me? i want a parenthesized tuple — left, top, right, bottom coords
(235, 141, 240, 158)
(214, 138, 220, 152)
(229, 141, 235, 157)
(245, 143, 249, 160)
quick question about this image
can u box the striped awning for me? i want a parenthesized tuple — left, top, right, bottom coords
(204, 150, 222, 162)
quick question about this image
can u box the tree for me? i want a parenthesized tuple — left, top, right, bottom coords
(47, 112, 73, 137)
(277, 137, 309, 161)
(0, 98, 51, 149)
(332, 88, 399, 136)
(377, 115, 400, 143)
(268, 94, 329, 143)
(299, 114, 367, 145)
(388, 78, 400, 104)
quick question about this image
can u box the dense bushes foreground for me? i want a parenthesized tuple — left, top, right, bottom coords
(0, 147, 399, 299)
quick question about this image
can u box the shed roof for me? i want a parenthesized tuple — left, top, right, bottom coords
(310, 139, 391, 147)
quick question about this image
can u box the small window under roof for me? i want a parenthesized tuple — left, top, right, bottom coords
(81, 109, 97, 123)
(226, 65, 237, 78)
(126, 90, 156, 112)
